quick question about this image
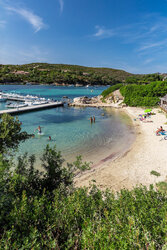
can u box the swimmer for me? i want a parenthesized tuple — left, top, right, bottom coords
(49, 136, 51, 141)
(31, 134, 35, 138)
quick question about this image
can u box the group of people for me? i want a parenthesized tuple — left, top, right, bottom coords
(138, 114, 153, 122)
(90, 116, 95, 123)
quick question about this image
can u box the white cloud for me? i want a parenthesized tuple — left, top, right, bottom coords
(93, 14, 167, 56)
(138, 40, 167, 51)
(58, 0, 64, 13)
(5, 6, 46, 32)
(93, 25, 115, 38)
(143, 58, 154, 65)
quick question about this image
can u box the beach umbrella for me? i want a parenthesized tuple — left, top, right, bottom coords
(144, 109, 152, 113)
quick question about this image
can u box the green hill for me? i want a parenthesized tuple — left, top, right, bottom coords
(0, 63, 133, 85)
(0, 63, 163, 86)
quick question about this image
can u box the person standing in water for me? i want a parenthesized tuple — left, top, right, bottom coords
(90, 117, 93, 123)
(93, 116, 95, 123)
(35, 125, 42, 134)
(38, 126, 42, 134)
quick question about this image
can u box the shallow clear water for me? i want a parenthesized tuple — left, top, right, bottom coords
(0, 85, 135, 166)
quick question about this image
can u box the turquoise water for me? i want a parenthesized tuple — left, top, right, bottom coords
(0, 85, 135, 166)
(0, 84, 105, 101)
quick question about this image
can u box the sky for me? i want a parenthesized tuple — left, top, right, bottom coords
(1, 0, 167, 73)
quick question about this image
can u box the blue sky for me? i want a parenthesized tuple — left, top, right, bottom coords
(1, 0, 167, 73)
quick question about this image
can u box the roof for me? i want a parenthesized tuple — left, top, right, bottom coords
(160, 94, 167, 101)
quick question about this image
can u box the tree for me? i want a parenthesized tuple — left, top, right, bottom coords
(0, 114, 31, 155)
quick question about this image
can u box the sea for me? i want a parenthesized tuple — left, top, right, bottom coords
(0, 84, 135, 167)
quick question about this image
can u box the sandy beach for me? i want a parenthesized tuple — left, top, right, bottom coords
(75, 107, 167, 191)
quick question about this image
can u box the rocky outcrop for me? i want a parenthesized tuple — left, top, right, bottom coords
(73, 96, 100, 104)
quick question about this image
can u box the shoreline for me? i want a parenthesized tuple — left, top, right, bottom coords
(75, 106, 167, 191)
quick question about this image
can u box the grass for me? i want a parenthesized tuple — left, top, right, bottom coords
(150, 170, 161, 177)
(156, 181, 167, 194)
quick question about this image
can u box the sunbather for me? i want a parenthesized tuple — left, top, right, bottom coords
(156, 126, 164, 135)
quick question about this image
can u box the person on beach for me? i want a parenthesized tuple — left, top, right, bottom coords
(156, 126, 164, 135)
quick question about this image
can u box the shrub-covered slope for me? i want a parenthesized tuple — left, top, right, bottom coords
(101, 81, 167, 107)
(0, 63, 132, 85)
(0, 63, 163, 86)
(120, 81, 167, 107)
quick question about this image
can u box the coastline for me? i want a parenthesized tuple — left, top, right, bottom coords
(75, 106, 167, 191)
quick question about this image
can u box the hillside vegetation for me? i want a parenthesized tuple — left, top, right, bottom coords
(0, 63, 132, 85)
(102, 81, 167, 107)
(0, 63, 163, 86)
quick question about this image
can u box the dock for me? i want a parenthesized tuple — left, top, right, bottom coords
(0, 102, 64, 116)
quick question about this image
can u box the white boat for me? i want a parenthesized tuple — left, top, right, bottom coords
(32, 100, 48, 105)
(6, 103, 28, 109)
(24, 101, 33, 106)
(25, 95, 37, 99)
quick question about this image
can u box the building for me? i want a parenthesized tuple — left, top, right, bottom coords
(160, 94, 167, 111)
(12, 71, 29, 75)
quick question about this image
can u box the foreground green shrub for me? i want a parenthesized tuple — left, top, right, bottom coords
(0, 113, 31, 155)
(0, 185, 167, 249)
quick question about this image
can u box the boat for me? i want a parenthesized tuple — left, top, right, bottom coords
(24, 100, 34, 106)
(6, 103, 28, 109)
(32, 100, 48, 105)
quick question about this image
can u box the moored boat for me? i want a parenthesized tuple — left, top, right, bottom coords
(6, 103, 28, 109)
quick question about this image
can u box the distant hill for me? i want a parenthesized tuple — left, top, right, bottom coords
(0, 63, 162, 86)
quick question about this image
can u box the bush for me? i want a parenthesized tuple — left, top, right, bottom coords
(120, 81, 167, 107)
(0, 184, 167, 249)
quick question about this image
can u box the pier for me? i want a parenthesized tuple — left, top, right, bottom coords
(0, 102, 64, 116)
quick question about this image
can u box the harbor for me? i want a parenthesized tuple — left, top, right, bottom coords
(0, 91, 64, 115)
